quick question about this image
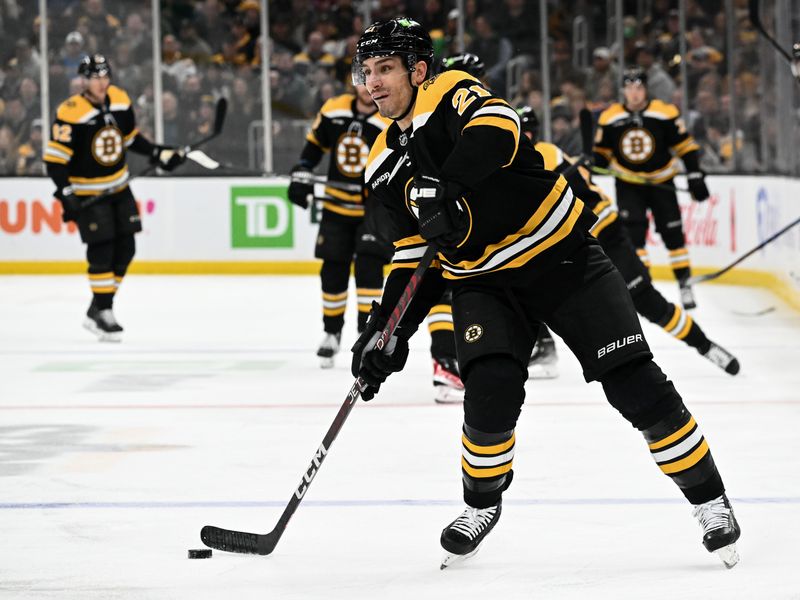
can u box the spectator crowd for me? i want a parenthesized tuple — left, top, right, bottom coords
(0, 0, 791, 176)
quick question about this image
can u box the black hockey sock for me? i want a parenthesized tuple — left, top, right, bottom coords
(657, 304, 709, 351)
(667, 247, 691, 282)
(88, 271, 115, 310)
(354, 253, 384, 333)
(321, 261, 350, 334)
(461, 424, 515, 509)
(428, 302, 456, 359)
(641, 403, 725, 505)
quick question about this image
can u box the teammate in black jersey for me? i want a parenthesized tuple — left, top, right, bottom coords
(44, 55, 186, 341)
(594, 67, 709, 309)
(349, 19, 740, 569)
(518, 106, 739, 376)
(287, 85, 392, 368)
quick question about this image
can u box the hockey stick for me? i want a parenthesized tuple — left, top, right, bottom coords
(590, 165, 691, 193)
(183, 150, 363, 194)
(79, 98, 228, 210)
(685, 214, 800, 285)
(200, 243, 439, 555)
(749, 0, 794, 65)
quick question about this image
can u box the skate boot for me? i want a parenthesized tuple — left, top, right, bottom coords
(317, 331, 341, 369)
(83, 304, 123, 342)
(433, 356, 464, 404)
(440, 501, 502, 569)
(528, 333, 558, 379)
(702, 341, 740, 375)
(679, 282, 697, 310)
(692, 494, 741, 568)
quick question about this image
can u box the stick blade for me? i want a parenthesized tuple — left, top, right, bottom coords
(201, 525, 276, 555)
(213, 98, 228, 136)
(578, 108, 594, 157)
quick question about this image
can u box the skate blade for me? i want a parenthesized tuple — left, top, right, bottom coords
(527, 364, 559, 379)
(434, 387, 465, 404)
(83, 319, 122, 343)
(715, 543, 739, 569)
(440, 547, 479, 570)
(318, 356, 335, 369)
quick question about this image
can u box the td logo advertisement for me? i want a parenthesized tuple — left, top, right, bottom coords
(230, 185, 293, 248)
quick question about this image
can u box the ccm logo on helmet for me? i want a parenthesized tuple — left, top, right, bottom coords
(597, 334, 643, 358)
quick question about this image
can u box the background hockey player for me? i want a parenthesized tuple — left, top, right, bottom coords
(518, 105, 739, 376)
(593, 67, 709, 309)
(350, 18, 740, 570)
(287, 84, 392, 368)
(44, 54, 186, 341)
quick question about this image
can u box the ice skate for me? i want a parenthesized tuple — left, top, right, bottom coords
(317, 331, 341, 368)
(528, 335, 559, 379)
(692, 494, 741, 569)
(83, 304, 123, 342)
(702, 341, 740, 375)
(680, 283, 697, 310)
(433, 356, 464, 404)
(440, 501, 501, 569)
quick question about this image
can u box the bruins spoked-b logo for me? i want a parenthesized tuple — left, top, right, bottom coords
(619, 127, 655, 163)
(335, 132, 369, 177)
(464, 324, 484, 343)
(92, 125, 123, 166)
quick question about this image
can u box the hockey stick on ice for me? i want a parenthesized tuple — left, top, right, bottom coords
(200, 243, 439, 555)
(749, 0, 794, 65)
(79, 98, 228, 210)
(686, 214, 800, 285)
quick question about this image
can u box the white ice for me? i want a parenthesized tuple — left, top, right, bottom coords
(0, 275, 798, 599)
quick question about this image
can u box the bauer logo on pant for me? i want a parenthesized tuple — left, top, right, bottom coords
(464, 324, 483, 343)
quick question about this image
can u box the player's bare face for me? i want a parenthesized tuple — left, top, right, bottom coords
(85, 75, 111, 104)
(623, 82, 647, 110)
(362, 56, 414, 120)
(354, 84, 376, 111)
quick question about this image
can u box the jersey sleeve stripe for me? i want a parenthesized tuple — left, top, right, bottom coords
(671, 137, 700, 156)
(364, 146, 394, 183)
(47, 140, 74, 156)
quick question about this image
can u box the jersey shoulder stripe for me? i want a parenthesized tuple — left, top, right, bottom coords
(107, 85, 132, 111)
(413, 70, 480, 127)
(56, 94, 98, 124)
(534, 141, 565, 171)
(598, 103, 627, 126)
(367, 113, 392, 131)
(320, 94, 355, 118)
(365, 128, 392, 183)
(643, 99, 680, 120)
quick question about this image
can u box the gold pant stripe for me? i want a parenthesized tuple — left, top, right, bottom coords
(461, 457, 513, 478)
(461, 433, 515, 455)
(658, 440, 709, 474)
(648, 417, 697, 450)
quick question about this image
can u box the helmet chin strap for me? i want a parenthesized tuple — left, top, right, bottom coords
(392, 69, 420, 122)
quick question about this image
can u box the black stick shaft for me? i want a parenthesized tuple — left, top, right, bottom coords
(689, 215, 800, 285)
(201, 244, 439, 555)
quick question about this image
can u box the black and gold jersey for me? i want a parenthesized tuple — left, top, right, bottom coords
(593, 99, 700, 184)
(365, 70, 596, 285)
(44, 85, 139, 196)
(534, 141, 619, 239)
(303, 93, 391, 218)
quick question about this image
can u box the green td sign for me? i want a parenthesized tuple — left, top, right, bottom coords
(230, 185, 294, 248)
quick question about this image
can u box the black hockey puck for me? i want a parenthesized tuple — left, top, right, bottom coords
(188, 548, 212, 559)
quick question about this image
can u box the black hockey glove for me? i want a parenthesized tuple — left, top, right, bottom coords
(411, 175, 469, 248)
(350, 301, 410, 401)
(151, 145, 187, 171)
(287, 164, 315, 209)
(687, 171, 710, 202)
(57, 186, 81, 223)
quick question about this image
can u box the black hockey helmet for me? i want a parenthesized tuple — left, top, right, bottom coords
(440, 53, 486, 78)
(78, 54, 112, 78)
(622, 66, 647, 87)
(516, 106, 540, 139)
(352, 18, 434, 85)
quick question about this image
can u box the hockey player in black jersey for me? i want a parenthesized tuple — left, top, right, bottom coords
(44, 55, 186, 341)
(594, 67, 709, 309)
(349, 19, 740, 569)
(518, 106, 739, 376)
(288, 84, 392, 368)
